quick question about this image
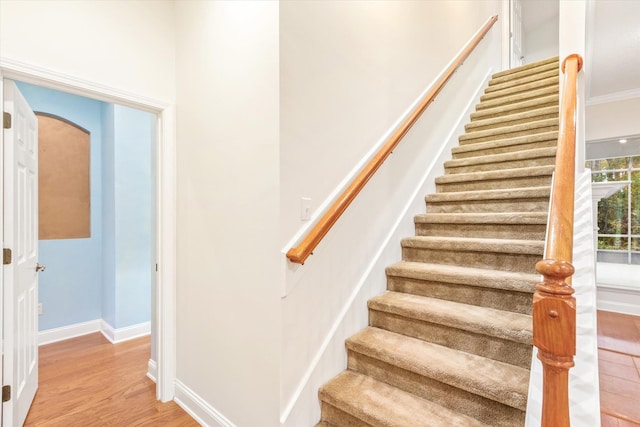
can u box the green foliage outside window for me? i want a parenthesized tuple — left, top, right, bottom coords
(587, 155, 640, 264)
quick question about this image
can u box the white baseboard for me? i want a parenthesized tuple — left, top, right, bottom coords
(597, 285, 640, 316)
(174, 379, 236, 427)
(100, 320, 151, 344)
(38, 319, 151, 346)
(38, 319, 102, 346)
(147, 359, 157, 383)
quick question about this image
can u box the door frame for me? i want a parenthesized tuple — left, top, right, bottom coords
(0, 59, 177, 403)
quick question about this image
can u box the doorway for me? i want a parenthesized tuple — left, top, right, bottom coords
(0, 65, 176, 426)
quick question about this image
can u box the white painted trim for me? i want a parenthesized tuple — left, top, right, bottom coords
(174, 379, 236, 427)
(597, 287, 640, 316)
(0, 57, 177, 402)
(586, 88, 640, 106)
(279, 70, 493, 424)
(38, 319, 102, 346)
(147, 359, 158, 383)
(501, 0, 511, 70)
(0, 58, 168, 111)
(100, 321, 150, 344)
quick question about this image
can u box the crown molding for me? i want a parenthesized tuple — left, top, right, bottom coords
(586, 88, 640, 106)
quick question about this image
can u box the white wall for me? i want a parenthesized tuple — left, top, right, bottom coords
(523, 6, 559, 64)
(174, 2, 281, 426)
(279, 2, 502, 425)
(0, 0, 176, 103)
(586, 97, 640, 141)
(280, 0, 500, 243)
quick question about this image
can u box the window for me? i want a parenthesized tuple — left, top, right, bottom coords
(586, 156, 640, 264)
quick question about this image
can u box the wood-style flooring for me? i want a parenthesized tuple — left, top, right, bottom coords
(24, 333, 199, 426)
(598, 310, 640, 426)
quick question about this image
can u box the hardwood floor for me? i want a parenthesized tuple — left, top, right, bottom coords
(598, 310, 640, 426)
(24, 333, 199, 426)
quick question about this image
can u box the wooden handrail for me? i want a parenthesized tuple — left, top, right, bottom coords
(287, 15, 499, 264)
(533, 53, 583, 427)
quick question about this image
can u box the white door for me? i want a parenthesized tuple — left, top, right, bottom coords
(2, 80, 39, 427)
(510, 0, 524, 67)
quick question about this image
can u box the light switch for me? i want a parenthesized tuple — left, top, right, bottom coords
(301, 197, 311, 221)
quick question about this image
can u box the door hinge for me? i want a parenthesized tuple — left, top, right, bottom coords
(2, 385, 10, 402)
(3, 248, 12, 265)
(3, 112, 11, 129)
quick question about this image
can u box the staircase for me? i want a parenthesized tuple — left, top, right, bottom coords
(316, 56, 560, 427)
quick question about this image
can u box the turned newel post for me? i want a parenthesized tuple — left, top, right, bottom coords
(533, 53, 582, 427)
(534, 259, 576, 427)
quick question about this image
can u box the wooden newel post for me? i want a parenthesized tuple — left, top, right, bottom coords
(534, 259, 576, 427)
(533, 54, 582, 427)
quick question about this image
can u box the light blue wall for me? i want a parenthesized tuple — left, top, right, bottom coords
(101, 104, 117, 328)
(16, 82, 153, 332)
(111, 105, 154, 328)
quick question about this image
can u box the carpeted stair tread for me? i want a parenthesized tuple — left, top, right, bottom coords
(491, 56, 559, 80)
(480, 76, 559, 102)
(346, 328, 530, 411)
(459, 119, 558, 145)
(426, 186, 550, 203)
(452, 131, 557, 158)
(465, 105, 558, 132)
(401, 235, 544, 255)
(486, 68, 558, 93)
(319, 371, 490, 427)
(476, 86, 559, 111)
(445, 147, 556, 170)
(368, 291, 532, 345)
(436, 166, 554, 186)
(415, 211, 548, 225)
(317, 56, 560, 425)
(386, 261, 538, 294)
(471, 94, 559, 121)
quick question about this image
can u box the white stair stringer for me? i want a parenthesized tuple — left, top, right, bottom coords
(524, 170, 600, 427)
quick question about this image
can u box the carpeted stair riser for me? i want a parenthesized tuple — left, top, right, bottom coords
(319, 371, 488, 427)
(452, 132, 558, 158)
(387, 275, 533, 315)
(485, 68, 558, 93)
(401, 237, 543, 274)
(490, 56, 558, 81)
(471, 94, 559, 121)
(416, 221, 545, 240)
(465, 106, 558, 133)
(425, 187, 550, 214)
(435, 166, 555, 193)
(436, 175, 552, 192)
(317, 56, 560, 426)
(415, 211, 548, 239)
(459, 119, 559, 145)
(319, 404, 370, 427)
(367, 294, 532, 368)
(476, 86, 559, 111)
(452, 137, 557, 159)
(346, 328, 529, 410)
(347, 351, 523, 427)
(445, 149, 557, 174)
(386, 262, 537, 315)
(480, 76, 559, 102)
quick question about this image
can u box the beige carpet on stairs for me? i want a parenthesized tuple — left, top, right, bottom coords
(316, 56, 560, 427)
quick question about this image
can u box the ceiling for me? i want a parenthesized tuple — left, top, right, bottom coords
(587, 0, 640, 101)
(522, 0, 640, 102)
